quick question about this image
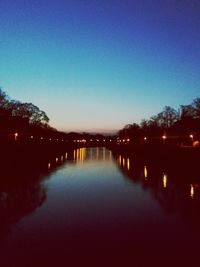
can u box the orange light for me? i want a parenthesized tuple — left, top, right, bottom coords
(127, 158, 130, 170)
(190, 184, 194, 199)
(14, 132, 18, 141)
(144, 166, 148, 179)
(119, 155, 122, 165)
(189, 134, 193, 139)
(162, 135, 167, 140)
(163, 173, 167, 188)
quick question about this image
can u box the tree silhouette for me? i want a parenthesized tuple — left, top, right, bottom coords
(8, 101, 49, 126)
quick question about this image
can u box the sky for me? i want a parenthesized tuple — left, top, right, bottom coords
(1, 0, 200, 133)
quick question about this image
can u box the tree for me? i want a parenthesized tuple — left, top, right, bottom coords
(180, 104, 195, 119)
(192, 98, 200, 118)
(118, 123, 141, 138)
(151, 106, 179, 129)
(8, 101, 49, 126)
(0, 88, 9, 108)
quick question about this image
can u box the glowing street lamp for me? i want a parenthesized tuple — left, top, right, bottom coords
(14, 132, 18, 141)
(189, 134, 194, 139)
(162, 135, 167, 140)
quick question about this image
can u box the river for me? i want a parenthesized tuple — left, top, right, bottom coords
(0, 147, 200, 266)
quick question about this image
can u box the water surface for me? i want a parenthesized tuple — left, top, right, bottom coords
(0, 147, 200, 266)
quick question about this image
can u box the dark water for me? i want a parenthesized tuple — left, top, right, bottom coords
(0, 147, 200, 266)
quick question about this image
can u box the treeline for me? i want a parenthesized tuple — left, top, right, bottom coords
(0, 88, 109, 143)
(118, 98, 200, 141)
(0, 88, 81, 144)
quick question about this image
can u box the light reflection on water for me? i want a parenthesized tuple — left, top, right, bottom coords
(0, 147, 200, 266)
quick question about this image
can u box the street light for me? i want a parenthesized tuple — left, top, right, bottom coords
(14, 132, 18, 141)
(189, 134, 194, 139)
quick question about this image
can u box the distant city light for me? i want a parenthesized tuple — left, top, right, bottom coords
(162, 135, 167, 140)
(189, 134, 194, 139)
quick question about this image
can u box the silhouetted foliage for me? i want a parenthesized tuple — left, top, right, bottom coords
(119, 123, 141, 139)
(0, 88, 53, 142)
(118, 98, 200, 142)
(8, 101, 49, 126)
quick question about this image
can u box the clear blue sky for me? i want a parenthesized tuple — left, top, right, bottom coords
(1, 0, 200, 133)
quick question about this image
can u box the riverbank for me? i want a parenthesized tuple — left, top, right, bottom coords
(108, 144, 200, 177)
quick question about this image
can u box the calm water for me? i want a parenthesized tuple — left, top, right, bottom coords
(0, 147, 200, 266)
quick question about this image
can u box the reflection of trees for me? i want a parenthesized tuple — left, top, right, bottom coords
(113, 152, 200, 229)
(0, 151, 68, 238)
(0, 182, 46, 236)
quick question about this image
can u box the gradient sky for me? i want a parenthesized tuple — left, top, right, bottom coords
(1, 0, 200, 132)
